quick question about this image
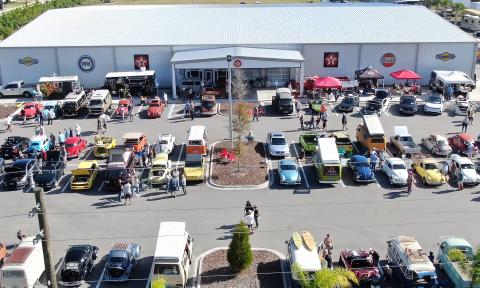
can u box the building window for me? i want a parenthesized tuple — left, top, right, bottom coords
(187, 70, 202, 79)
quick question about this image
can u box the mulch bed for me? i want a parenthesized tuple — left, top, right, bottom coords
(219, 102, 256, 115)
(0, 105, 19, 119)
(211, 141, 268, 186)
(200, 249, 284, 288)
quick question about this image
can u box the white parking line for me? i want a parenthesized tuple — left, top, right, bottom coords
(340, 180, 346, 188)
(291, 141, 309, 188)
(82, 113, 89, 120)
(167, 104, 175, 119)
(135, 105, 144, 118)
(109, 106, 117, 118)
(55, 257, 64, 274)
(145, 262, 154, 288)
(98, 182, 104, 192)
(329, 104, 338, 117)
(351, 141, 362, 154)
(84, 148, 94, 160)
(95, 262, 107, 288)
(60, 176, 71, 194)
(176, 142, 185, 167)
(376, 181, 381, 188)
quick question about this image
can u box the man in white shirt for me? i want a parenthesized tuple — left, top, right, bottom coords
(163, 92, 168, 107)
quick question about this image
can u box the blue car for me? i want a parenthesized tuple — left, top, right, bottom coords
(28, 135, 51, 153)
(347, 155, 375, 183)
(278, 159, 301, 185)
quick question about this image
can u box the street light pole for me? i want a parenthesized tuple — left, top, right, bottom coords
(227, 55, 233, 149)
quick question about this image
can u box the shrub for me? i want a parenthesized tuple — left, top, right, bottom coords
(227, 221, 253, 273)
(448, 248, 466, 262)
(151, 276, 166, 288)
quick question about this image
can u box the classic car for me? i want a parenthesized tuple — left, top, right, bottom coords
(389, 126, 421, 157)
(423, 94, 444, 115)
(309, 99, 326, 114)
(449, 154, 480, 186)
(157, 134, 176, 155)
(412, 156, 445, 186)
(421, 134, 452, 157)
(338, 249, 381, 286)
(33, 150, 66, 190)
(299, 132, 323, 154)
(381, 157, 408, 186)
(454, 96, 470, 116)
(200, 95, 217, 116)
(65, 137, 88, 159)
(331, 132, 353, 157)
(0, 242, 6, 267)
(347, 155, 375, 183)
(59, 245, 99, 286)
(184, 155, 205, 181)
(103, 242, 141, 282)
(20, 102, 43, 119)
(277, 159, 301, 185)
(3, 158, 38, 190)
(94, 135, 117, 158)
(147, 96, 164, 118)
(115, 99, 131, 118)
(148, 154, 172, 185)
(361, 99, 388, 116)
(71, 161, 99, 190)
(448, 133, 477, 156)
(0, 136, 29, 159)
(43, 100, 63, 118)
(267, 132, 290, 157)
(28, 135, 51, 153)
(398, 95, 417, 115)
(336, 95, 359, 113)
(123, 132, 147, 153)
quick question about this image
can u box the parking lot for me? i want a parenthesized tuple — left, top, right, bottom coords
(0, 94, 479, 287)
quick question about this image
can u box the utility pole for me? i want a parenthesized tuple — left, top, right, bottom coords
(33, 187, 58, 288)
(227, 55, 233, 149)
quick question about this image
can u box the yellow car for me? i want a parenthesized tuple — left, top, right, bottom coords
(412, 157, 445, 186)
(71, 160, 99, 190)
(94, 136, 117, 158)
(184, 156, 205, 182)
(148, 153, 172, 185)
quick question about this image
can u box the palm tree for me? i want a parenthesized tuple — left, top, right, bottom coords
(438, 0, 453, 18)
(452, 2, 466, 25)
(293, 264, 359, 288)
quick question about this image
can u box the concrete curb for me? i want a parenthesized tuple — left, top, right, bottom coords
(206, 141, 271, 190)
(0, 103, 25, 123)
(193, 247, 287, 288)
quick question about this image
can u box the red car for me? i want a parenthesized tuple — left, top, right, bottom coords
(21, 102, 43, 119)
(65, 137, 88, 159)
(339, 249, 380, 285)
(115, 100, 131, 118)
(147, 97, 164, 118)
(448, 133, 477, 155)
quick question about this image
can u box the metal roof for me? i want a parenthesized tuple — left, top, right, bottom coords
(171, 47, 304, 63)
(154, 221, 188, 261)
(317, 137, 340, 164)
(0, 3, 475, 48)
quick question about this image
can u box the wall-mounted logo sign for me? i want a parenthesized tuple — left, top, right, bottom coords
(134, 54, 149, 70)
(234, 59, 242, 68)
(436, 52, 456, 61)
(78, 55, 95, 72)
(380, 53, 396, 67)
(18, 57, 39, 66)
(324, 52, 339, 68)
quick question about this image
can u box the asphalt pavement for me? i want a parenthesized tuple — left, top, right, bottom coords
(0, 94, 478, 288)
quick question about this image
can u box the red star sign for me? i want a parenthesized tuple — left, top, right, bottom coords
(324, 52, 339, 67)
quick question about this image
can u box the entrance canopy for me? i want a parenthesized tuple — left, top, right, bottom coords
(171, 46, 304, 69)
(390, 69, 421, 80)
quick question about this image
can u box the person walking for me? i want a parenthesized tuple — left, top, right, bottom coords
(69, 127, 74, 138)
(308, 113, 315, 129)
(165, 174, 172, 194)
(299, 114, 304, 130)
(457, 168, 464, 191)
(97, 117, 102, 134)
(468, 107, 475, 124)
(49, 133, 56, 149)
(180, 173, 187, 195)
(295, 100, 302, 116)
(370, 152, 378, 171)
(244, 201, 254, 214)
(75, 124, 81, 137)
(148, 146, 154, 166)
(252, 105, 259, 122)
(99, 113, 110, 132)
(48, 109, 55, 125)
(383, 265, 393, 288)
(5, 115, 12, 132)
(163, 91, 168, 107)
(190, 105, 195, 121)
(315, 114, 321, 130)
(342, 113, 347, 130)
(461, 116, 469, 132)
(407, 173, 414, 196)
(244, 210, 255, 234)
(378, 150, 385, 170)
(253, 206, 259, 229)
(128, 104, 134, 122)
(322, 112, 328, 132)
(123, 181, 133, 205)
(132, 175, 141, 197)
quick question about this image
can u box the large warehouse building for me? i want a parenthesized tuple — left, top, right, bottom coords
(0, 3, 477, 96)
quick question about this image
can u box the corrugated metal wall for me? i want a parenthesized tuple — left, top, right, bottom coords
(303, 44, 361, 79)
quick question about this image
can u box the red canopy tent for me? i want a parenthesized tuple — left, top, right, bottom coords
(390, 69, 421, 80)
(314, 76, 342, 89)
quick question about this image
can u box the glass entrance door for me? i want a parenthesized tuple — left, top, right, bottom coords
(204, 70, 213, 87)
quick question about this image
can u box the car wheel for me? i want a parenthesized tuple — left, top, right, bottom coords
(23, 91, 32, 98)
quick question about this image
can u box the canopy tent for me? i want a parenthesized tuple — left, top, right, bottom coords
(314, 76, 342, 89)
(435, 71, 475, 85)
(355, 66, 384, 80)
(390, 69, 421, 80)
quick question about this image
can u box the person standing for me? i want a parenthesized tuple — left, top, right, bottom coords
(64, 128, 69, 140)
(253, 206, 259, 229)
(383, 265, 393, 288)
(97, 117, 102, 134)
(308, 113, 315, 129)
(69, 127, 74, 138)
(252, 105, 259, 122)
(49, 133, 56, 149)
(190, 104, 195, 121)
(132, 175, 141, 197)
(342, 112, 347, 131)
(5, 115, 12, 132)
(39, 110, 44, 126)
(407, 173, 413, 196)
(323, 234, 333, 251)
(457, 168, 464, 191)
(180, 173, 187, 195)
(462, 116, 469, 133)
(75, 124, 81, 137)
(295, 100, 302, 116)
(378, 150, 385, 170)
(123, 181, 133, 205)
(315, 114, 321, 130)
(299, 114, 304, 130)
(163, 91, 168, 107)
(370, 152, 378, 171)
(244, 201, 254, 214)
(322, 112, 328, 132)
(467, 142, 474, 160)
(442, 161, 450, 183)
(128, 104, 134, 122)
(48, 109, 55, 125)
(244, 210, 255, 234)
(325, 250, 333, 269)
(468, 107, 474, 124)
(169, 176, 179, 198)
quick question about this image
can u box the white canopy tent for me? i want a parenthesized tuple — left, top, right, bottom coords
(434, 70, 475, 85)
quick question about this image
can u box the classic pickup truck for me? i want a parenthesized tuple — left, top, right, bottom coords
(389, 126, 421, 157)
(437, 237, 479, 288)
(299, 132, 323, 154)
(0, 81, 38, 98)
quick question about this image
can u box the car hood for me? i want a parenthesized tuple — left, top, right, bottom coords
(392, 169, 408, 180)
(34, 173, 56, 184)
(184, 167, 203, 176)
(355, 166, 373, 179)
(439, 144, 452, 152)
(425, 170, 443, 181)
(462, 169, 478, 181)
(425, 102, 442, 109)
(279, 169, 299, 181)
(270, 144, 289, 152)
(148, 107, 161, 112)
(339, 102, 354, 108)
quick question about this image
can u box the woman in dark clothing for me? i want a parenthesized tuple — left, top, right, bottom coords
(244, 201, 253, 215)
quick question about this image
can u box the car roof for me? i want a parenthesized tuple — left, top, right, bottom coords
(387, 157, 405, 165)
(457, 133, 474, 142)
(279, 159, 297, 166)
(271, 132, 285, 138)
(451, 154, 473, 164)
(351, 155, 368, 162)
(31, 135, 47, 141)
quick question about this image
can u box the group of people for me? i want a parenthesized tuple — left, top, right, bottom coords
(243, 201, 260, 233)
(164, 169, 187, 198)
(461, 106, 476, 133)
(184, 100, 196, 120)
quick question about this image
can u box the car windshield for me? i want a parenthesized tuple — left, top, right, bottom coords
(428, 96, 442, 104)
(110, 257, 126, 264)
(335, 137, 351, 145)
(280, 164, 296, 170)
(25, 105, 35, 109)
(367, 102, 381, 109)
(154, 264, 179, 275)
(461, 163, 475, 169)
(280, 99, 292, 105)
(401, 98, 415, 105)
(65, 250, 85, 262)
(393, 164, 406, 170)
(65, 142, 77, 148)
(159, 140, 169, 144)
(351, 259, 372, 268)
(90, 100, 103, 106)
(202, 101, 216, 108)
(271, 138, 286, 145)
(303, 135, 317, 143)
(106, 169, 126, 179)
(150, 103, 160, 107)
(424, 163, 438, 170)
(342, 97, 356, 104)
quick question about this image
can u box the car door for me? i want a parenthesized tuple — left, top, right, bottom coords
(383, 161, 392, 176)
(3, 84, 17, 96)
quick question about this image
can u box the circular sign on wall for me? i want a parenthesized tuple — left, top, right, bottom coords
(78, 55, 95, 72)
(234, 59, 242, 68)
(380, 53, 396, 67)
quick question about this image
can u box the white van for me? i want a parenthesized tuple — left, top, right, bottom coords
(88, 89, 112, 115)
(313, 137, 342, 184)
(186, 125, 208, 156)
(0, 236, 45, 288)
(460, 14, 480, 31)
(149, 221, 193, 288)
(286, 236, 322, 287)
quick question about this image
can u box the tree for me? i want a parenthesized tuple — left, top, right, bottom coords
(231, 69, 251, 171)
(438, 0, 453, 18)
(292, 264, 359, 288)
(151, 276, 166, 288)
(452, 2, 465, 24)
(227, 221, 253, 273)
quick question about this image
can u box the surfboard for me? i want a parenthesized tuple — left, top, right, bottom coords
(302, 230, 316, 251)
(292, 232, 302, 249)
